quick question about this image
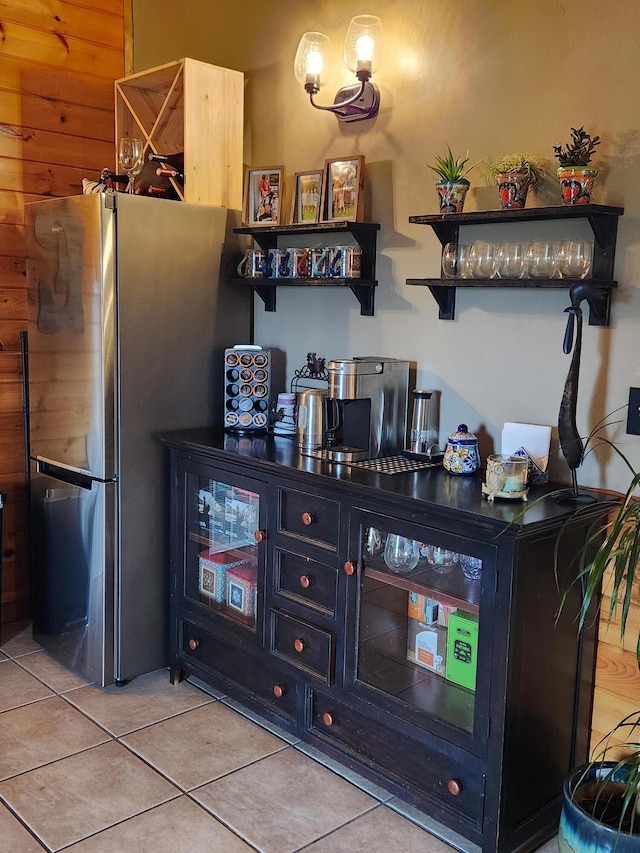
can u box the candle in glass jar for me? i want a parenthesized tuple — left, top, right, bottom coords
(503, 474, 524, 492)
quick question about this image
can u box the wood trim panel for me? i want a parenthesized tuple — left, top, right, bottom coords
(0, 0, 125, 628)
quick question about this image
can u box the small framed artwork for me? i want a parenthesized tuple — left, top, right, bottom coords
(243, 166, 285, 226)
(291, 170, 324, 224)
(321, 156, 364, 222)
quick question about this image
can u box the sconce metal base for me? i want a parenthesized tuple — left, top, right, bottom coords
(333, 81, 380, 122)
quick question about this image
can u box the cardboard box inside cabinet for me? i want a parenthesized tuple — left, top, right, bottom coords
(226, 563, 258, 617)
(407, 593, 439, 624)
(198, 549, 250, 607)
(437, 603, 457, 628)
(446, 611, 479, 691)
(406, 618, 447, 675)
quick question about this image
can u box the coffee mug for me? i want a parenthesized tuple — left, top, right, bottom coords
(237, 249, 266, 279)
(329, 246, 362, 278)
(266, 248, 288, 279)
(289, 247, 310, 278)
(310, 247, 329, 278)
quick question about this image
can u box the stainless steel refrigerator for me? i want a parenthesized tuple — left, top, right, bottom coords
(24, 192, 251, 686)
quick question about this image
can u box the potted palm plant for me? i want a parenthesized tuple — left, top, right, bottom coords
(428, 145, 480, 213)
(485, 152, 546, 210)
(553, 126, 601, 205)
(556, 433, 640, 852)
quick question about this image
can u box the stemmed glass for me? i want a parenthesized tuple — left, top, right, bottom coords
(118, 137, 144, 193)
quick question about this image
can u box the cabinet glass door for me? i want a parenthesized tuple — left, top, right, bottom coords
(355, 512, 490, 737)
(184, 470, 261, 632)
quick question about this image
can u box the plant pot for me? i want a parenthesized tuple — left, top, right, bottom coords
(436, 179, 470, 214)
(559, 762, 640, 852)
(557, 167, 598, 206)
(495, 172, 531, 210)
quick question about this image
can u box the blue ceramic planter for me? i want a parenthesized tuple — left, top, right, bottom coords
(559, 763, 640, 853)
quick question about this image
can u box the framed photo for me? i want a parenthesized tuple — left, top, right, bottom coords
(321, 156, 364, 222)
(290, 170, 324, 224)
(243, 166, 284, 226)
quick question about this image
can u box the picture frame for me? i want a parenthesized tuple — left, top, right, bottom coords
(242, 166, 285, 226)
(321, 156, 364, 222)
(290, 170, 324, 224)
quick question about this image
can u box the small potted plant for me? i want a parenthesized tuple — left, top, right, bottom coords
(485, 152, 546, 210)
(553, 126, 601, 205)
(428, 146, 479, 213)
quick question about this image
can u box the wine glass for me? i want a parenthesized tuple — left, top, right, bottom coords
(469, 241, 499, 279)
(496, 242, 528, 279)
(442, 243, 459, 279)
(383, 535, 420, 573)
(118, 137, 144, 193)
(558, 240, 593, 279)
(526, 240, 561, 279)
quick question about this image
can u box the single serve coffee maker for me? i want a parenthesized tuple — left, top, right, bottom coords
(324, 357, 409, 462)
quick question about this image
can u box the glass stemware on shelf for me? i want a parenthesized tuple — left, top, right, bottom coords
(118, 137, 144, 193)
(383, 535, 420, 573)
(557, 239, 593, 279)
(496, 241, 528, 279)
(441, 239, 593, 280)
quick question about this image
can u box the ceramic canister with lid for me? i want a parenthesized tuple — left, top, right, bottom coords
(443, 424, 480, 475)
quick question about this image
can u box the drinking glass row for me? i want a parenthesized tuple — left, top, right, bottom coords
(442, 240, 593, 280)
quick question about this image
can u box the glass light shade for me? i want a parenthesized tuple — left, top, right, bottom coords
(344, 15, 383, 77)
(294, 32, 332, 89)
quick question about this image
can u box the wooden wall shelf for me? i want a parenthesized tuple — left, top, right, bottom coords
(407, 204, 623, 325)
(233, 222, 380, 316)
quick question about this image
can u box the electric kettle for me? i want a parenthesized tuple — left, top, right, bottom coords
(295, 389, 327, 451)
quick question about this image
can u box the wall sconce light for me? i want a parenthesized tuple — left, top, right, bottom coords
(294, 15, 384, 123)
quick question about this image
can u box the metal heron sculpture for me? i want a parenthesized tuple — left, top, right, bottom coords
(555, 282, 597, 504)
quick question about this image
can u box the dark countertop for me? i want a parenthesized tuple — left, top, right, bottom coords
(158, 427, 615, 536)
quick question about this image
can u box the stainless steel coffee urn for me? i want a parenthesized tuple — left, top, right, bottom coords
(408, 389, 439, 456)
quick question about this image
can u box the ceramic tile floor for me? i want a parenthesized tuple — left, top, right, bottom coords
(0, 623, 559, 852)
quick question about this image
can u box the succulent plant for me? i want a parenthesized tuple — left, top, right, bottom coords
(485, 152, 546, 188)
(428, 146, 480, 183)
(553, 126, 601, 168)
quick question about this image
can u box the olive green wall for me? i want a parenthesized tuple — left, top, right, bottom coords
(132, 0, 640, 492)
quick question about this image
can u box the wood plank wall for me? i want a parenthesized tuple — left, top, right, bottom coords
(0, 0, 126, 624)
(591, 563, 640, 755)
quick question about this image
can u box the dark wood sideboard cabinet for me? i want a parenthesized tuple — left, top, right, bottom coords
(158, 428, 611, 853)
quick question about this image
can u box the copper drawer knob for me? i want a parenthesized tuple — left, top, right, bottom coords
(273, 684, 284, 699)
(293, 638, 305, 653)
(301, 511, 314, 526)
(322, 712, 334, 727)
(188, 638, 200, 651)
(343, 561, 356, 576)
(447, 779, 462, 796)
(299, 574, 311, 589)
(254, 529, 266, 543)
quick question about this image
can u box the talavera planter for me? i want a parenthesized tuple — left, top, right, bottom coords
(557, 167, 598, 205)
(436, 179, 470, 213)
(495, 172, 531, 209)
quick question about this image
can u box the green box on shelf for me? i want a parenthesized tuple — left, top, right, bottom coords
(445, 610, 479, 691)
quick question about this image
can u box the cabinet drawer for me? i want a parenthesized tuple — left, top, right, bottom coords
(310, 690, 485, 827)
(179, 619, 298, 721)
(273, 548, 338, 617)
(276, 487, 340, 551)
(270, 610, 335, 684)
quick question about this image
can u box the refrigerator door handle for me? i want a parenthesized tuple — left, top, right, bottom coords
(34, 456, 116, 490)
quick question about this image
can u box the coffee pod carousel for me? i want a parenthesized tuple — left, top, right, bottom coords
(482, 454, 529, 502)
